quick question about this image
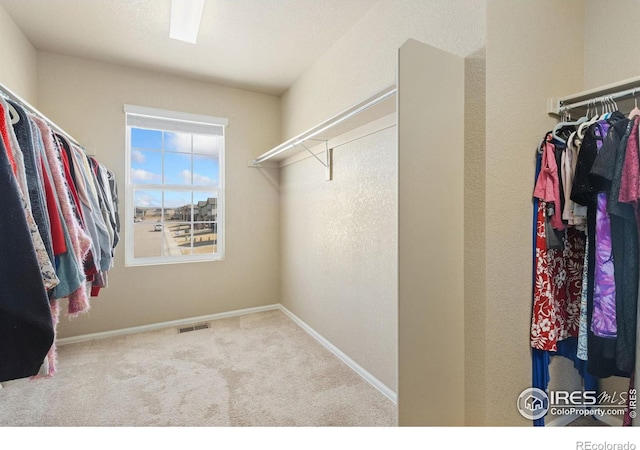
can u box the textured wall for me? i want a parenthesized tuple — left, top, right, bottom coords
(486, 0, 585, 425)
(37, 52, 282, 338)
(280, 0, 487, 410)
(584, 0, 640, 89)
(0, 4, 37, 103)
(280, 125, 397, 391)
(464, 49, 487, 425)
(281, 0, 487, 140)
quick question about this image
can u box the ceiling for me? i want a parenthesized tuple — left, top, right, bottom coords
(0, 0, 377, 96)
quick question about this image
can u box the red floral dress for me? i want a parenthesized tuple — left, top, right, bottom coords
(531, 200, 585, 351)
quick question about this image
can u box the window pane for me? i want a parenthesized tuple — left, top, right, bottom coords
(133, 190, 162, 214)
(133, 189, 163, 259)
(164, 131, 192, 153)
(163, 222, 190, 256)
(126, 109, 225, 266)
(163, 190, 192, 211)
(173, 223, 194, 255)
(193, 134, 221, 156)
(193, 155, 219, 186)
(130, 149, 162, 185)
(131, 128, 162, 150)
(172, 203, 193, 222)
(193, 192, 217, 222)
(164, 152, 192, 185)
(192, 222, 217, 255)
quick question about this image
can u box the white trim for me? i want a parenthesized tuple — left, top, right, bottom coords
(124, 104, 228, 127)
(124, 107, 226, 267)
(57, 304, 280, 346)
(277, 304, 397, 404)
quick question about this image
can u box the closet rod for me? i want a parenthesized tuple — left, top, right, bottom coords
(549, 74, 640, 115)
(559, 87, 640, 113)
(0, 81, 81, 147)
(251, 85, 397, 166)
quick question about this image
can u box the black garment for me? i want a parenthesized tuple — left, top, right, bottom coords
(8, 101, 54, 264)
(0, 127, 54, 382)
(573, 116, 629, 378)
(591, 116, 638, 374)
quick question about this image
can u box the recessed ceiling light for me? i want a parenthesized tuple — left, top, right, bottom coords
(170, 0, 205, 44)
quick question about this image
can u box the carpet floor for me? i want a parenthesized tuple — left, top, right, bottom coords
(0, 310, 397, 426)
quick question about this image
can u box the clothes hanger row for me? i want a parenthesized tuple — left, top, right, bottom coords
(554, 95, 621, 142)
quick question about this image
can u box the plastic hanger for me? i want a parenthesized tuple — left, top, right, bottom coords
(606, 96, 617, 118)
(552, 110, 588, 144)
(629, 89, 640, 119)
(578, 99, 599, 139)
(599, 96, 611, 120)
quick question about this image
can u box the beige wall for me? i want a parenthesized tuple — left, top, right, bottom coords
(0, 4, 37, 103)
(585, 0, 640, 89)
(35, 52, 281, 338)
(464, 49, 487, 425)
(486, 0, 585, 425)
(280, 124, 397, 391)
(279, 0, 486, 404)
(281, 0, 486, 140)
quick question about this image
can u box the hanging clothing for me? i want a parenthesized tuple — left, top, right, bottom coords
(531, 145, 597, 427)
(533, 134, 566, 232)
(532, 134, 585, 351)
(0, 125, 54, 383)
(0, 86, 119, 381)
(9, 100, 54, 264)
(591, 115, 638, 374)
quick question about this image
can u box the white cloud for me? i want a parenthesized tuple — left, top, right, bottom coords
(166, 133, 191, 153)
(131, 168, 160, 182)
(131, 150, 145, 163)
(166, 132, 220, 155)
(134, 193, 160, 208)
(180, 169, 213, 185)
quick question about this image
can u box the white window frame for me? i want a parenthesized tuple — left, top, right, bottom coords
(124, 104, 227, 266)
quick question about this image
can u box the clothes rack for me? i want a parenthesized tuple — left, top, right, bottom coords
(548, 75, 640, 116)
(0, 81, 81, 147)
(532, 76, 640, 426)
(0, 81, 120, 384)
(249, 86, 396, 180)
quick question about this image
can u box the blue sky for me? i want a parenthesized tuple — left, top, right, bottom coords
(131, 128, 221, 209)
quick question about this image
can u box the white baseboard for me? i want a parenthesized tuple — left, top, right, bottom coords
(277, 304, 397, 405)
(56, 304, 280, 346)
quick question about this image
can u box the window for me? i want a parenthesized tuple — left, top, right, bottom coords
(124, 105, 227, 266)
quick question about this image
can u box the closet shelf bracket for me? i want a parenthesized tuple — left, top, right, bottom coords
(299, 140, 332, 181)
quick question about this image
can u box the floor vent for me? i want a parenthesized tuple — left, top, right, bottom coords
(178, 323, 210, 333)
